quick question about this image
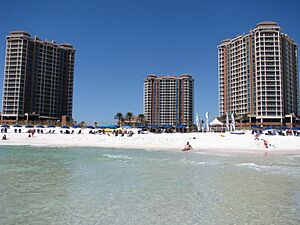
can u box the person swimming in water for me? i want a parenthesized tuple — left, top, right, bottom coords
(182, 142, 193, 151)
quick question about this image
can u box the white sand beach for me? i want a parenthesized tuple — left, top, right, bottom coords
(1, 128, 300, 155)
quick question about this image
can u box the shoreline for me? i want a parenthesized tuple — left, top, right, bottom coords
(1, 129, 300, 156)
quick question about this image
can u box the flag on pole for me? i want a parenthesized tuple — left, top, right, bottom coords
(196, 112, 200, 131)
(205, 112, 210, 132)
(231, 113, 236, 131)
(226, 112, 230, 131)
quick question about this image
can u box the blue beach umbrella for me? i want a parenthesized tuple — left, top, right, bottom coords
(61, 125, 70, 129)
(277, 126, 289, 130)
(86, 125, 95, 129)
(160, 125, 173, 129)
(47, 125, 56, 128)
(263, 126, 274, 130)
(122, 125, 132, 129)
(97, 125, 119, 129)
(175, 125, 187, 129)
(147, 125, 159, 129)
(36, 125, 45, 128)
(107, 125, 119, 129)
(1, 124, 10, 128)
(291, 127, 300, 131)
(13, 124, 22, 128)
(25, 125, 34, 128)
(250, 125, 262, 130)
(71, 125, 80, 128)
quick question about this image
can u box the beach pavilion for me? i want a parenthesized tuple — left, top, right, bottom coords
(209, 118, 224, 132)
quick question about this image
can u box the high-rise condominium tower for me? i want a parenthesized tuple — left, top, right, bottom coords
(1, 31, 75, 122)
(144, 74, 194, 126)
(218, 22, 299, 125)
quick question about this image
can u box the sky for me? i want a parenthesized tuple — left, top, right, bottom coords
(0, 0, 299, 124)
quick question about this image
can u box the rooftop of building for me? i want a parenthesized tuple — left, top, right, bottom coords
(7, 30, 75, 50)
(256, 21, 278, 28)
(145, 74, 193, 80)
(217, 21, 298, 48)
(9, 30, 31, 37)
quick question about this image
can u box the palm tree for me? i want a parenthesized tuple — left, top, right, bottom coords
(79, 121, 86, 127)
(125, 112, 133, 125)
(114, 112, 124, 126)
(137, 114, 145, 125)
(218, 114, 227, 123)
(238, 113, 249, 126)
(200, 120, 205, 131)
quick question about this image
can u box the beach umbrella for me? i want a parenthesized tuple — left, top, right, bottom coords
(175, 125, 187, 129)
(1, 124, 10, 128)
(250, 125, 262, 130)
(47, 125, 56, 128)
(160, 125, 173, 129)
(97, 125, 119, 129)
(13, 124, 22, 128)
(71, 125, 80, 128)
(122, 125, 132, 129)
(86, 125, 95, 129)
(36, 125, 45, 128)
(264, 126, 274, 130)
(107, 125, 119, 129)
(147, 125, 159, 129)
(291, 127, 300, 131)
(137, 125, 146, 129)
(25, 125, 34, 128)
(61, 125, 70, 129)
(278, 126, 289, 130)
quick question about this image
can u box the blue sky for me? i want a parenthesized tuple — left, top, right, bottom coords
(0, 0, 299, 124)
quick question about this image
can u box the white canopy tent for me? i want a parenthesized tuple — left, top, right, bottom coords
(209, 118, 223, 126)
(209, 118, 225, 132)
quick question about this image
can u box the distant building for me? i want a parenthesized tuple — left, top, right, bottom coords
(1, 31, 75, 122)
(144, 74, 194, 126)
(218, 22, 299, 126)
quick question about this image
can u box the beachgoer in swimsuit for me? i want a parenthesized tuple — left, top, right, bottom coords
(182, 142, 193, 151)
(264, 140, 268, 149)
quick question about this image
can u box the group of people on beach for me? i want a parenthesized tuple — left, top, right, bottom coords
(1, 128, 8, 133)
(254, 133, 275, 149)
(252, 129, 300, 136)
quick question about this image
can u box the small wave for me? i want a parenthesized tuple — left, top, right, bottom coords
(180, 159, 219, 166)
(194, 151, 231, 157)
(235, 163, 296, 172)
(235, 163, 272, 170)
(102, 154, 131, 160)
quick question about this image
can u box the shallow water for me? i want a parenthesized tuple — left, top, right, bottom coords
(0, 146, 299, 225)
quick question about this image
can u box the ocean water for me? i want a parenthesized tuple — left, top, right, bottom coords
(0, 146, 299, 225)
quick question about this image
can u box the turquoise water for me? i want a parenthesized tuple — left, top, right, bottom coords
(0, 146, 300, 225)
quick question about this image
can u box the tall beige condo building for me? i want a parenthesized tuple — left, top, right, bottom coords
(144, 74, 194, 126)
(218, 22, 299, 125)
(1, 31, 75, 122)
